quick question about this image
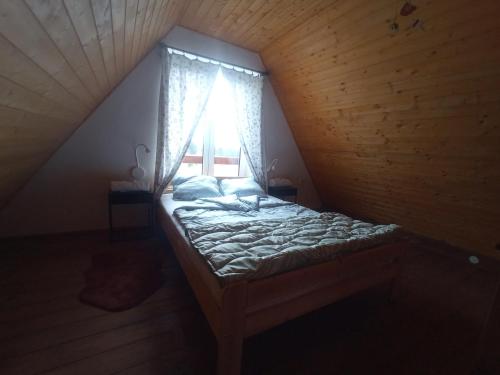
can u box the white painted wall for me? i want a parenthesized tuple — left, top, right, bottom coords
(0, 26, 320, 237)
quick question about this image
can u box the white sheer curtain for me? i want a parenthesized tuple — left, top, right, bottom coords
(221, 68, 265, 188)
(154, 48, 219, 197)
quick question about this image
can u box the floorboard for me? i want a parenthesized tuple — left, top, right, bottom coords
(0, 232, 498, 375)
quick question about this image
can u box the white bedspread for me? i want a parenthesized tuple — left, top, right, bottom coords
(164, 194, 399, 282)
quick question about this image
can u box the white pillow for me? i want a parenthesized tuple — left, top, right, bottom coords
(173, 175, 222, 201)
(219, 177, 265, 197)
(171, 174, 196, 189)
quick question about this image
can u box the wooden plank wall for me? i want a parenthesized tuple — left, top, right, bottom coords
(0, 0, 186, 208)
(0, 0, 342, 212)
(0, 0, 331, 221)
(1, 0, 498, 258)
(259, 0, 500, 258)
(179, 0, 333, 52)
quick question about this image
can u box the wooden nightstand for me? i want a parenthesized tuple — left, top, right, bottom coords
(267, 185, 298, 203)
(108, 190, 154, 240)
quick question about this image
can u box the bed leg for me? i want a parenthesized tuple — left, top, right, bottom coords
(216, 282, 247, 375)
(217, 334, 243, 375)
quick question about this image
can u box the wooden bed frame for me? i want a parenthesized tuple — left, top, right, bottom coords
(158, 204, 406, 375)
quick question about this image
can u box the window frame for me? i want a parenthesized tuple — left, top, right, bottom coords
(177, 69, 250, 179)
(180, 124, 247, 178)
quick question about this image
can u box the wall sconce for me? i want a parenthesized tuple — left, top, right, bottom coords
(267, 158, 279, 174)
(131, 144, 150, 180)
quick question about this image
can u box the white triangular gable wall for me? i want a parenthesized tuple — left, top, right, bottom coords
(0, 27, 320, 237)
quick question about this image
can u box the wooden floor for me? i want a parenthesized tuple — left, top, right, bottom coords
(0, 232, 499, 375)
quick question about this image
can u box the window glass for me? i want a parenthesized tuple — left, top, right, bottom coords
(177, 122, 205, 176)
(213, 117, 241, 177)
(176, 158, 202, 176)
(176, 70, 250, 179)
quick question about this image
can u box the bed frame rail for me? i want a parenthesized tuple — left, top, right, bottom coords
(158, 203, 406, 375)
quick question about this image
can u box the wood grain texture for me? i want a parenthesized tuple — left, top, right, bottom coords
(1, 232, 497, 374)
(258, 0, 500, 258)
(1, 0, 499, 261)
(179, 0, 333, 52)
(0, 0, 183, 208)
(158, 198, 406, 374)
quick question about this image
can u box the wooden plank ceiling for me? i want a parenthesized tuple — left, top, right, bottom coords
(183, 0, 500, 257)
(257, 0, 500, 258)
(0, 0, 186, 207)
(0, 0, 332, 209)
(1, 0, 499, 258)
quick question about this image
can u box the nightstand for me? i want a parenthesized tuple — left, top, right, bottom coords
(267, 185, 298, 203)
(108, 190, 154, 240)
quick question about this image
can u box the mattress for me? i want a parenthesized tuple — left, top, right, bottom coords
(160, 194, 399, 282)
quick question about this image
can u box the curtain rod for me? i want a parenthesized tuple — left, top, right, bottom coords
(160, 43, 268, 76)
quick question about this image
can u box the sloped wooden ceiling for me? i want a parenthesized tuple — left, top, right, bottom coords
(0, 0, 185, 207)
(257, 0, 500, 257)
(186, 0, 500, 257)
(179, 0, 333, 52)
(0, 0, 332, 209)
(1, 0, 499, 258)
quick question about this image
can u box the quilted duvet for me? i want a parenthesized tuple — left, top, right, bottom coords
(174, 196, 399, 282)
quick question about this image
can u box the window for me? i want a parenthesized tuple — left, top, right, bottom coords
(176, 70, 250, 178)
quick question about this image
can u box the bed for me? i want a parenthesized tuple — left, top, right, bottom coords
(158, 193, 407, 375)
